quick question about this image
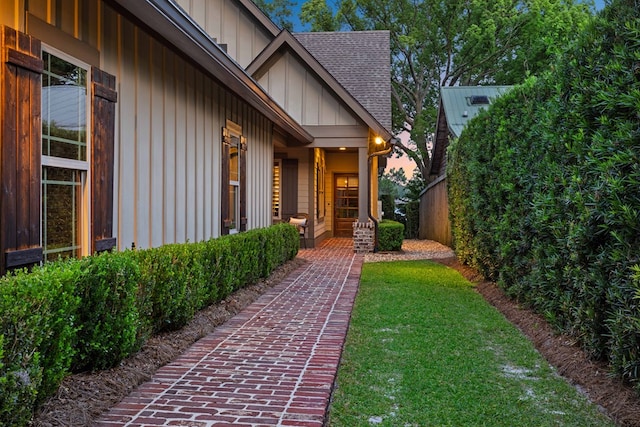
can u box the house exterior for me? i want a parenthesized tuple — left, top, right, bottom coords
(419, 86, 512, 247)
(0, 0, 392, 274)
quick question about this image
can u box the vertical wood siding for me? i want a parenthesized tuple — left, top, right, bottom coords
(5, 1, 276, 252)
(419, 178, 452, 247)
(258, 52, 359, 127)
(99, 11, 275, 249)
(174, 0, 272, 68)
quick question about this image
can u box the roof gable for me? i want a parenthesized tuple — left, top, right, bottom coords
(247, 30, 393, 141)
(293, 31, 392, 132)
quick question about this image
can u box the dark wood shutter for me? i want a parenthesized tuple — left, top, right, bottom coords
(239, 136, 247, 232)
(0, 26, 44, 275)
(281, 158, 298, 221)
(221, 128, 230, 235)
(91, 67, 117, 253)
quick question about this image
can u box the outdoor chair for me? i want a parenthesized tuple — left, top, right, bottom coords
(288, 214, 308, 248)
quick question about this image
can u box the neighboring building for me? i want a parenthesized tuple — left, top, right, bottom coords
(0, 0, 392, 274)
(419, 86, 512, 247)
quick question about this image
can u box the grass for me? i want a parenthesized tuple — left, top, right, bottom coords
(327, 260, 615, 427)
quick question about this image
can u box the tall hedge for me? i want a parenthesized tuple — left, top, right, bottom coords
(448, 0, 640, 389)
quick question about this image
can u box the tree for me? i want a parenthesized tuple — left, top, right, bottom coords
(253, 0, 296, 31)
(301, 0, 594, 184)
(300, 0, 340, 31)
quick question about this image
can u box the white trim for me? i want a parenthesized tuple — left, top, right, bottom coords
(40, 46, 92, 258)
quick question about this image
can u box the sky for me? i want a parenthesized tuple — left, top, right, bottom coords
(285, 0, 607, 175)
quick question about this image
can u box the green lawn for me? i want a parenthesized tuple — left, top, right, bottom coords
(327, 260, 615, 427)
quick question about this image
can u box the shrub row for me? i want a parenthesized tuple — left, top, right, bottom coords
(0, 223, 299, 425)
(448, 0, 640, 389)
(378, 220, 404, 251)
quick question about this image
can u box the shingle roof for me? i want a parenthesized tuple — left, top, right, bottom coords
(294, 31, 392, 132)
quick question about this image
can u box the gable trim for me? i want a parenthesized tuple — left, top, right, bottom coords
(247, 30, 393, 142)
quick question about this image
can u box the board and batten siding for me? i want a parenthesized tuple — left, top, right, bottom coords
(257, 51, 359, 127)
(101, 8, 274, 250)
(20, 1, 275, 251)
(174, 0, 272, 69)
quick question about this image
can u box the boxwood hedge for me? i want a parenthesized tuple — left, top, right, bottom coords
(0, 223, 299, 425)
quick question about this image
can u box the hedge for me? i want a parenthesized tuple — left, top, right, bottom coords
(0, 223, 299, 425)
(378, 220, 405, 251)
(448, 0, 640, 390)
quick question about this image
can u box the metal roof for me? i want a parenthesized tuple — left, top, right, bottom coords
(440, 86, 513, 137)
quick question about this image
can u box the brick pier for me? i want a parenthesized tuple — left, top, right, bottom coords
(96, 238, 362, 427)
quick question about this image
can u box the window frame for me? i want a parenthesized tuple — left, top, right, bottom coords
(40, 45, 91, 260)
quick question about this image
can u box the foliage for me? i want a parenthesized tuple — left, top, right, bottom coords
(447, 0, 640, 389)
(301, 0, 339, 31)
(253, 0, 296, 30)
(0, 259, 81, 424)
(0, 223, 299, 425)
(301, 0, 594, 186)
(73, 251, 141, 372)
(377, 220, 404, 251)
(328, 261, 614, 426)
(403, 200, 420, 239)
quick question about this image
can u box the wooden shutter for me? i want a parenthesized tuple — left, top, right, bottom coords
(91, 67, 117, 253)
(239, 136, 247, 231)
(221, 127, 230, 235)
(281, 158, 298, 221)
(0, 26, 44, 275)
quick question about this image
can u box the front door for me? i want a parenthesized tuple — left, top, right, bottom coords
(334, 174, 358, 237)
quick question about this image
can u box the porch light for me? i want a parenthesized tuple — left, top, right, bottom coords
(375, 136, 384, 145)
(339, 147, 346, 151)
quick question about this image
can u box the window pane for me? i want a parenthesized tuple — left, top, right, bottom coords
(229, 139, 239, 182)
(42, 52, 87, 161)
(42, 167, 82, 261)
(273, 162, 280, 218)
(229, 184, 238, 230)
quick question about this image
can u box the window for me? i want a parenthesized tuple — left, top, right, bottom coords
(222, 122, 246, 234)
(315, 153, 325, 221)
(41, 49, 90, 261)
(228, 136, 240, 233)
(273, 159, 281, 220)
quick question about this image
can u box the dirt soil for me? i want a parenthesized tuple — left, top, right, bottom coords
(30, 253, 640, 426)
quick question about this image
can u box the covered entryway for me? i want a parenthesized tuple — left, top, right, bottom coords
(334, 174, 358, 237)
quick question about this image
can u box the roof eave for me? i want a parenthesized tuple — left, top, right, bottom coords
(104, 0, 313, 145)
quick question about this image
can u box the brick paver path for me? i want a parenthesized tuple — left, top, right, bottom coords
(96, 238, 362, 427)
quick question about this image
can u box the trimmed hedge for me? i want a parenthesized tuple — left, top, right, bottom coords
(0, 223, 299, 425)
(378, 220, 405, 251)
(448, 0, 640, 389)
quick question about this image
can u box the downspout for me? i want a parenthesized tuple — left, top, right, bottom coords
(367, 138, 397, 252)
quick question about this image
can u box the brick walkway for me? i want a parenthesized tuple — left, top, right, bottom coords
(96, 238, 362, 427)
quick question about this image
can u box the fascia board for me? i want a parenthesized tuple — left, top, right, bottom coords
(105, 0, 313, 145)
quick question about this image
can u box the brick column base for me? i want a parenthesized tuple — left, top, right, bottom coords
(353, 221, 375, 253)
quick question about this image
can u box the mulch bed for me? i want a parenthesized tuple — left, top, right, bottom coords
(29, 257, 307, 427)
(435, 256, 640, 427)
